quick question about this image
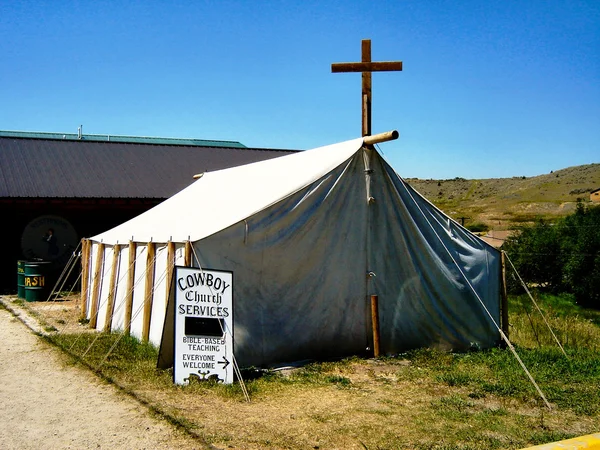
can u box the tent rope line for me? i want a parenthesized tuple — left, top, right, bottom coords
(66, 244, 148, 352)
(503, 252, 568, 358)
(49, 254, 83, 333)
(80, 247, 123, 359)
(29, 245, 86, 343)
(83, 245, 164, 360)
(63, 240, 250, 401)
(39, 245, 81, 314)
(65, 243, 147, 354)
(517, 289, 543, 348)
(101, 244, 151, 337)
(50, 244, 161, 396)
(44, 240, 83, 303)
(96, 258, 170, 371)
(190, 242, 251, 402)
(75, 244, 116, 355)
(54, 252, 83, 302)
(29, 241, 82, 330)
(396, 173, 553, 410)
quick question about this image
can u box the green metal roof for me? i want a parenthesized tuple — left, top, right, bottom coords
(0, 130, 247, 148)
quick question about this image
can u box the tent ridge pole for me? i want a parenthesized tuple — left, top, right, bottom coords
(363, 130, 399, 146)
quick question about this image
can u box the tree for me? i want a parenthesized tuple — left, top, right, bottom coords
(502, 219, 563, 292)
(560, 203, 600, 308)
(501, 202, 600, 309)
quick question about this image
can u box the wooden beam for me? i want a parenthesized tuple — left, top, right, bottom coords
(124, 241, 136, 335)
(89, 243, 105, 329)
(103, 244, 120, 333)
(500, 252, 509, 344)
(371, 295, 381, 357)
(332, 39, 402, 137)
(166, 241, 176, 306)
(363, 130, 399, 146)
(362, 39, 372, 137)
(331, 61, 403, 73)
(80, 239, 90, 320)
(185, 241, 192, 267)
(142, 243, 156, 342)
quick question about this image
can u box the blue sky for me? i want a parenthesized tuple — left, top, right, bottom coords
(1, 1, 598, 179)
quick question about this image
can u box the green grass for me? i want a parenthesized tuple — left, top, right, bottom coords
(509, 292, 600, 348)
(36, 292, 600, 449)
(384, 290, 600, 417)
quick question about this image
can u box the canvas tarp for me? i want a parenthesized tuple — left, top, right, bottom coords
(82, 137, 501, 368)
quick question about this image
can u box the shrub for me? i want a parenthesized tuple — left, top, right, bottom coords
(466, 222, 489, 233)
(502, 202, 600, 309)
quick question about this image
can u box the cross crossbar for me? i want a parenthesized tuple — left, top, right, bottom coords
(331, 61, 403, 73)
(332, 39, 402, 137)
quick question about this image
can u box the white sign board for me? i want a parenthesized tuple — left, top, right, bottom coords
(174, 266, 233, 385)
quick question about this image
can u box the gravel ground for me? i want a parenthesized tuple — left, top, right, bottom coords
(0, 297, 207, 450)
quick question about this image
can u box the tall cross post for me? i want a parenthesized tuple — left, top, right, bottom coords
(332, 39, 403, 137)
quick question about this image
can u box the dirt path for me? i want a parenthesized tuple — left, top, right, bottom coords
(0, 300, 207, 450)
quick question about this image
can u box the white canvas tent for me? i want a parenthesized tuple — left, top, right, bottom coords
(80, 136, 503, 369)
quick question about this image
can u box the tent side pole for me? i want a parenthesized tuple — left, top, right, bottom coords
(166, 241, 175, 308)
(500, 251, 509, 345)
(124, 241, 137, 335)
(363, 145, 376, 355)
(142, 242, 156, 342)
(80, 239, 90, 320)
(103, 244, 120, 333)
(371, 295, 381, 357)
(89, 243, 105, 329)
(185, 241, 192, 266)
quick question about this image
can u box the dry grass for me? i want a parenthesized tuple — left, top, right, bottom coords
(405, 163, 600, 230)
(6, 293, 600, 450)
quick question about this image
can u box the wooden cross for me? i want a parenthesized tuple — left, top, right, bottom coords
(332, 39, 403, 137)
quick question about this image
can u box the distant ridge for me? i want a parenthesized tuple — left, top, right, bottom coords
(405, 163, 600, 230)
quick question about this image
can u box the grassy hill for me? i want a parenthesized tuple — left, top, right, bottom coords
(405, 163, 600, 230)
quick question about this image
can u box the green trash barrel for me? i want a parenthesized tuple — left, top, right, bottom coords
(24, 261, 53, 302)
(17, 260, 27, 298)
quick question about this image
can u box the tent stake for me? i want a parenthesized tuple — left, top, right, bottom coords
(371, 295, 381, 357)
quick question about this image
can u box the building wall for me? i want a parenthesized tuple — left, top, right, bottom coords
(591, 190, 600, 203)
(1, 199, 161, 294)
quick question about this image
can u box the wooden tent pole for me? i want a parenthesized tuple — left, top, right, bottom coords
(80, 239, 90, 320)
(166, 241, 176, 306)
(103, 244, 120, 332)
(142, 242, 156, 342)
(185, 241, 192, 266)
(89, 243, 104, 329)
(371, 295, 381, 357)
(500, 251, 509, 344)
(124, 241, 136, 335)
